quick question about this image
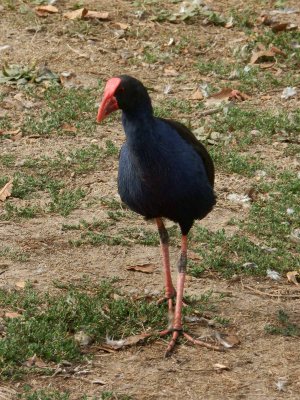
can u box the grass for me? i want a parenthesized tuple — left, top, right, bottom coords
(48, 188, 86, 216)
(17, 386, 133, 400)
(209, 106, 300, 143)
(0, 280, 219, 380)
(190, 225, 299, 278)
(0, 174, 85, 219)
(0, 246, 30, 262)
(245, 171, 300, 248)
(189, 165, 299, 278)
(22, 86, 97, 137)
(66, 218, 179, 248)
(265, 310, 300, 337)
(197, 60, 299, 93)
(211, 148, 265, 177)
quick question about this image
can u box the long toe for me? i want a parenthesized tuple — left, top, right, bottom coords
(164, 329, 181, 357)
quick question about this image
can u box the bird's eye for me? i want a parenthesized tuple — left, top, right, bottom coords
(116, 86, 125, 95)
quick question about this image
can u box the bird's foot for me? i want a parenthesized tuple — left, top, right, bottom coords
(157, 328, 224, 357)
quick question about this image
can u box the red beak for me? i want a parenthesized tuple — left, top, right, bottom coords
(97, 77, 121, 122)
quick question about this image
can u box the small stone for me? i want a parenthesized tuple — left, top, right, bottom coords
(210, 131, 221, 140)
(74, 330, 93, 346)
(250, 129, 260, 135)
(290, 228, 300, 244)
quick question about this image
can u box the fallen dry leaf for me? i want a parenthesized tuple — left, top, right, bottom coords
(272, 23, 298, 33)
(213, 363, 230, 372)
(23, 354, 48, 368)
(106, 333, 148, 349)
(0, 180, 13, 202)
(61, 123, 77, 133)
(5, 311, 22, 318)
(190, 89, 204, 101)
(215, 332, 240, 348)
(272, 22, 289, 33)
(0, 128, 22, 141)
(35, 5, 58, 14)
(259, 62, 276, 69)
(92, 379, 106, 385)
(229, 89, 250, 101)
(126, 263, 157, 273)
(163, 67, 179, 77)
(115, 22, 129, 30)
(270, 46, 287, 57)
(286, 271, 299, 285)
(63, 8, 88, 20)
(250, 50, 277, 64)
(188, 250, 202, 261)
(123, 333, 148, 347)
(206, 88, 233, 105)
(206, 88, 250, 105)
(85, 11, 110, 20)
(94, 344, 117, 353)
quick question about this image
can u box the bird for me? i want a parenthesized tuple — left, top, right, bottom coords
(97, 75, 217, 356)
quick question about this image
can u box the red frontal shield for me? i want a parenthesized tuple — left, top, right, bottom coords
(97, 77, 121, 122)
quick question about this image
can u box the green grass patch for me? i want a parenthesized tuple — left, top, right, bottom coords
(196, 60, 299, 92)
(0, 154, 16, 167)
(0, 246, 30, 262)
(190, 226, 298, 278)
(210, 106, 300, 139)
(48, 188, 85, 216)
(17, 386, 133, 400)
(0, 280, 218, 379)
(22, 86, 97, 137)
(3, 203, 40, 219)
(211, 148, 264, 177)
(245, 170, 300, 249)
(265, 310, 300, 337)
(23, 142, 117, 176)
(154, 98, 195, 119)
(0, 280, 168, 378)
(18, 387, 69, 400)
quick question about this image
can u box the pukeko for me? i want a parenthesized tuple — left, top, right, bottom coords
(97, 75, 216, 356)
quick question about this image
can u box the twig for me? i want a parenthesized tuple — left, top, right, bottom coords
(198, 108, 221, 117)
(0, 269, 8, 276)
(66, 44, 89, 59)
(243, 284, 300, 299)
(183, 332, 224, 351)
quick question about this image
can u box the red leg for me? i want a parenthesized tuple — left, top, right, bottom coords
(123, 230, 224, 354)
(156, 218, 175, 322)
(165, 235, 187, 356)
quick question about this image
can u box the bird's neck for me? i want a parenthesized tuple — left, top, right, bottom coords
(121, 109, 155, 149)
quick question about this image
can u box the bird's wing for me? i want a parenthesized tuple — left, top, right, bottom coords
(158, 118, 215, 187)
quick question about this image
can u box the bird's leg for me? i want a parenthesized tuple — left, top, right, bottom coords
(156, 218, 176, 320)
(164, 235, 187, 357)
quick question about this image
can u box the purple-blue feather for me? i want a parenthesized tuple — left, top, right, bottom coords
(118, 111, 216, 235)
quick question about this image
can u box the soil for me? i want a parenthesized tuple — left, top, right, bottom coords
(0, 0, 300, 399)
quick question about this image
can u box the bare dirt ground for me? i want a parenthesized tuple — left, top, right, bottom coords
(0, 0, 300, 399)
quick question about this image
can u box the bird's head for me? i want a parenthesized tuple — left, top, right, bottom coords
(97, 75, 152, 122)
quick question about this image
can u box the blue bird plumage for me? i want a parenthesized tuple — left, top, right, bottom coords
(118, 113, 215, 235)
